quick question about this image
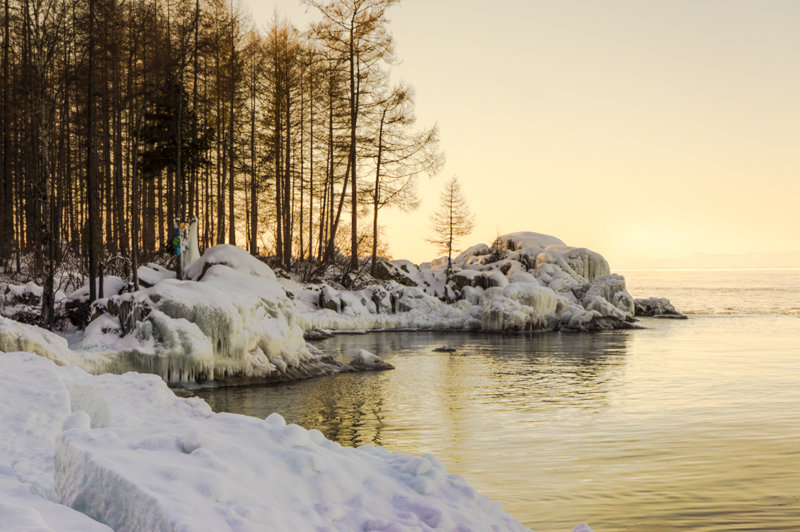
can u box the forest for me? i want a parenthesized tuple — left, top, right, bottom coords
(0, 0, 442, 326)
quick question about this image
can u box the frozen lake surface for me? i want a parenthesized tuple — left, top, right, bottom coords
(198, 270, 800, 531)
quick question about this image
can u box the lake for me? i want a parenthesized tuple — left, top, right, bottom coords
(197, 269, 800, 531)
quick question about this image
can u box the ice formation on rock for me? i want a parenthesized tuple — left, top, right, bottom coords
(293, 231, 638, 334)
(78, 245, 352, 385)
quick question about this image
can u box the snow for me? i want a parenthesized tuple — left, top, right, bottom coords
(292, 231, 636, 334)
(0, 352, 537, 531)
(137, 263, 175, 287)
(0, 231, 624, 531)
(494, 232, 566, 252)
(0, 232, 634, 386)
(0, 231, 639, 386)
(67, 276, 128, 303)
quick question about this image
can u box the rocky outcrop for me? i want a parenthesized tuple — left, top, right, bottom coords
(372, 258, 418, 286)
(634, 297, 687, 319)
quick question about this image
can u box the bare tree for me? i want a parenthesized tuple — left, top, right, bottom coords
(428, 176, 475, 276)
(367, 83, 442, 275)
(306, 0, 398, 270)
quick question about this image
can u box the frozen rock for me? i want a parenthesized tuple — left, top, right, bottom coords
(344, 349, 394, 371)
(634, 297, 687, 319)
(582, 274, 636, 320)
(535, 246, 610, 283)
(372, 258, 418, 287)
(83, 245, 341, 385)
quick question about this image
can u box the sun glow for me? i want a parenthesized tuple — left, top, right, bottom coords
(243, 0, 800, 268)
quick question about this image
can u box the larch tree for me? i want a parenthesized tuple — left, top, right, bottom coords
(367, 83, 442, 276)
(428, 175, 475, 276)
(305, 0, 398, 271)
(0, 0, 11, 265)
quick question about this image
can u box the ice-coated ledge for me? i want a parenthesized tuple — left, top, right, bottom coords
(0, 352, 542, 531)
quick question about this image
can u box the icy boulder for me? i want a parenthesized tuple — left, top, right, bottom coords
(535, 246, 610, 283)
(421, 231, 635, 332)
(185, 243, 278, 282)
(85, 245, 342, 385)
(582, 274, 635, 320)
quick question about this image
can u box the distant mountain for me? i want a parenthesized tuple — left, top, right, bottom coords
(619, 251, 800, 270)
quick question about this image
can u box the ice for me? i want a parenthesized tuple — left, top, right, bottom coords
(535, 246, 610, 283)
(182, 218, 200, 268)
(0, 353, 532, 531)
(0, 315, 75, 365)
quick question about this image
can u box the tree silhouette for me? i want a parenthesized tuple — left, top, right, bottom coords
(428, 176, 474, 275)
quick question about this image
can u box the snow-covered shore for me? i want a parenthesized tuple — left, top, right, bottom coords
(2, 351, 564, 531)
(1, 231, 640, 388)
(0, 231, 620, 531)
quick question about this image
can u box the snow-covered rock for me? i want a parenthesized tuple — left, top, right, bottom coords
(0, 352, 531, 532)
(288, 231, 639, 335)
(634, 297, 688, 319)
(2, 231, 644, 386)
(494, 231, 566, 252)
(80, 245, 349, 385)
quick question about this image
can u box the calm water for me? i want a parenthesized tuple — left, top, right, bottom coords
(197, 270, 800, 531)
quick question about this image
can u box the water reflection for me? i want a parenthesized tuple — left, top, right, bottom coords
(197, 310, 800, 531)
(197, 330, 632, 459)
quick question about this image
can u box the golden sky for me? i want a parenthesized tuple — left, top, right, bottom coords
(244, 0, 800, 268)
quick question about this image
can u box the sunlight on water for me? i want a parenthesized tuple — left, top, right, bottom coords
(620, 268, 800, 316)
(198, 271, 800, 531)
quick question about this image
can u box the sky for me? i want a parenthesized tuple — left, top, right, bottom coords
(240, 0, 800, 268)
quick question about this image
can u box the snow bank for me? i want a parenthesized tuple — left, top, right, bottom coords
(0, 352, 534, 531)
(0, 315, 109, 370)
(0, 352, 113, 531)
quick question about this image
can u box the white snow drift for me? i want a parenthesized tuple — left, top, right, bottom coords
(0, 352, 537, 531)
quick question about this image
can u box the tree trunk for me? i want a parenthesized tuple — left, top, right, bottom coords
(87, 0, 98, 302)
(249, 56, 257, 255)
(348, 22, 358, 270)
(370, 111, 385, 277)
